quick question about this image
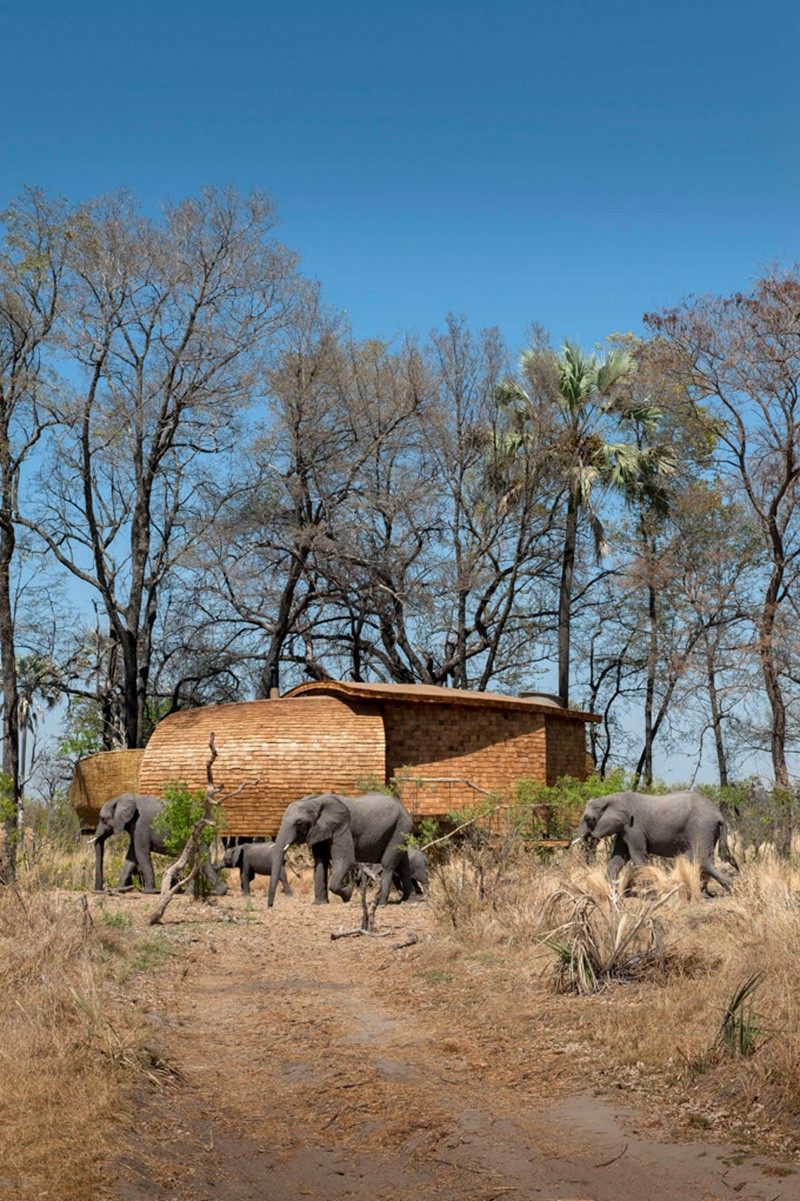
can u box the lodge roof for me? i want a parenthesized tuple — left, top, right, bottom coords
(283, 679, 600, 723)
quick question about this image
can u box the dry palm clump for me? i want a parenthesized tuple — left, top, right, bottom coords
(428, 849, 800, 1147)
(0, 888, 167, 1200)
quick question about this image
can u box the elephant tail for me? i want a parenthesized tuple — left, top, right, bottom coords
(717, 819, 740, 872)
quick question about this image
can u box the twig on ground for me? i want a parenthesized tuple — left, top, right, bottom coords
(593, 1141, 628, 1168)
(392, 932, 419, 949)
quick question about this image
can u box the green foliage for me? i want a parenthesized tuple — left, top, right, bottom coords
(510, 768, 629, 841)
(698, 780, 798, 855)
(57, 699, 106, 759)
(99, 910, 133, 930)
(355, 773, 397, 796)
(0, 773, 18, 861)
(717, 975, 767, 1058)
(25, 792, 82, 846)
(155, 779, 219, 858)
(407, 817, 443, 848)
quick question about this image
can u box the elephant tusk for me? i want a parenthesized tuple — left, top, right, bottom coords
(570, 836, 583, 846)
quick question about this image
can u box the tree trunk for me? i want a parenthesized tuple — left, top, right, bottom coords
(704, 637, 729, 788)
(557, 493, 578, 708)
(758, 581, 789, 790)
(0, 505, 19, 882)
(639, 579, 658, 789)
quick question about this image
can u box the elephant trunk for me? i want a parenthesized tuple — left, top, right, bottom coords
(573, 818, 592, 844)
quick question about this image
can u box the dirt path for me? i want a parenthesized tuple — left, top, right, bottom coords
(114, 894, 797, 1201)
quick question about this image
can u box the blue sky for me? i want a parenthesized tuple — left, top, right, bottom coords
(3, 1, 798, 350)
(4, 1, 798, 781)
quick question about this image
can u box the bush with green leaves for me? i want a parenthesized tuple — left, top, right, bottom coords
(699, 779, 799, 857)
(509, 768, 631, 841)
(156, 780, 220, 857)
(155, 780, 226, 898)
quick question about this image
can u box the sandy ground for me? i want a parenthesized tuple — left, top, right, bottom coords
(111, 889, 798, 1201)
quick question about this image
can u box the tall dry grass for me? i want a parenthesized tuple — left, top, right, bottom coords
(0, 885, 164, 1200)
(428, 847, 800, 1145)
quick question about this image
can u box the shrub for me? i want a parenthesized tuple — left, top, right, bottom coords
(510, 767, 630, 841)
(155, 779, 225, 898)
(541, 880, 677, 994)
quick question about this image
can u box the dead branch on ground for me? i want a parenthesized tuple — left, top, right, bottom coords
(331, 866, 418, 949)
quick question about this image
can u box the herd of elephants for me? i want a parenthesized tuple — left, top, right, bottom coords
(91, 786, 739, 901)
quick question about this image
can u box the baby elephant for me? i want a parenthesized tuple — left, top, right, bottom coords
(222, 841, 293, 898)
(365, 845, 429, 898)
(401, 845, 429, 897)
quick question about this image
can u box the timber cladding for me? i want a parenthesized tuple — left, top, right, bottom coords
(70, 682, 599, 837)
(136, 697, 385, 837)
(382, 700, 548, 816)
(69, 749, 145, 831)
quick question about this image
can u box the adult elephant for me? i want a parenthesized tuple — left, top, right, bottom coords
(92, 794, 167, 892)
(573, 790, 738, 891)
(92, 793, 226, 895)
(268, 791, 415, 908)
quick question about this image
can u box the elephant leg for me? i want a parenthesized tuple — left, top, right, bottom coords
(624, 835, 649, 868)
(241, 863, 253, 896)
(701, 859, 732, 893)
(205, 861, 228, 896)
(312, 847, 330, 904)
(279, 867, 293, 896)
(607, 834, 630, 883)
(135, 833, 157, 893)
(392, 850, 416, 903)
(329, 857, 354, 901)
(119, 837, 138, 889)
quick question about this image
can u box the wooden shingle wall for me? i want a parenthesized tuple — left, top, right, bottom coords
(383, 700, 550, 815)
(137, 697, 386, 837)
(69, 749, 146, 831)
(544, 715, 590, 784)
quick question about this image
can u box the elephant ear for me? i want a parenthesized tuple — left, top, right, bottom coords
(307, 795, 350, 845)
(231, 846, 245, 870)
(111, 793, 138, 834)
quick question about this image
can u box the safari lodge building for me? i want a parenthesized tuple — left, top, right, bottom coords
(71, 681, 599, 838)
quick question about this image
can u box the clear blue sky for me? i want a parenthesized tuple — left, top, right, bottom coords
(3, 1, 798, 349)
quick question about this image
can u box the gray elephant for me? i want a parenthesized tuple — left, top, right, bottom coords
(92, 792, 226, 895)
(268, 791, 415, 908)
(367, 845, 429, 898)
(573, 790, 738, 891)
(221, 841, 293, 897)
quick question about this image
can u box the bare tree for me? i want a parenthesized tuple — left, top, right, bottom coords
(20, 189, 298, 748)
(0, 190, 70, 877)
(647, 272, 800, 786)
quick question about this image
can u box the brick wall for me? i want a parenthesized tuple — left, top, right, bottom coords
(383, 700, 550, 817)
(544, 715, 590, 784)
(137, 697, 385, 837)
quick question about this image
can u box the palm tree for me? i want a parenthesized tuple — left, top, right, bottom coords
(498, 340, 676, 707)
(16, 653, 60, 793)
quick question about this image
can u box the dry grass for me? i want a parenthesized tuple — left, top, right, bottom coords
(0, 884, 167, 1200)
(428, 847, 800, 1148)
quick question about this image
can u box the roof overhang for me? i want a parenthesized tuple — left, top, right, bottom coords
(283, 680, 601, 723)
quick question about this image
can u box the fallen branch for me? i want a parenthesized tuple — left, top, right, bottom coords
(330, 867, 418, 948)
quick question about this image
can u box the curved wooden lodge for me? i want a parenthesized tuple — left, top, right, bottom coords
(70, 681, 600, 837)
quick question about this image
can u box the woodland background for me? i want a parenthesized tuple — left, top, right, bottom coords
(2, 187, 799, 858)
